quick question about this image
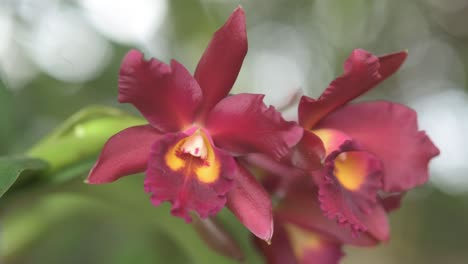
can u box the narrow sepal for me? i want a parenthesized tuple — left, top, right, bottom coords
(227, 163, 273, 241)
(87, 125, 161, 184)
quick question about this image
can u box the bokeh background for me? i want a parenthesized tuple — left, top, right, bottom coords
(0, 0, 466, 263)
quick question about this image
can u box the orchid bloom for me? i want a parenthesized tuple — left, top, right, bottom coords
(297, 49, 440, 235)
(245, 49, 439, 260)
(256, 178, 391, 264)
(86, 7, 303, 241)
(255, 179, 344, 264)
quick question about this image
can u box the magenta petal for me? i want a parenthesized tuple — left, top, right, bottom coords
(299, 234, 344, 264)
(194, 7, 248, 116)
(318, 145, 383, 233)
(87, 125, 161, 184)
(362, 203, 390, 242)
(254, 218, 297, 264)
(119, 50, 202, 132)
(227, 163, 273, 241)
(144, 132, 236, 222)
(277, 183, 379, 247)
(205, 93, 303, 160)
(299, 50, 407, 129)
(316, 101, 440, 192)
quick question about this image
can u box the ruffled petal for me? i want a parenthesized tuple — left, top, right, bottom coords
(277, 183, 379, 246)
(144, 131, 236, 222)
(284, 224, 344, 264)
(119, 50, 202, 132)
(299, 50, 407, 129)
(226, 163, 273, 241)
(194, 7, 248, 116)
(317, 142, 383, 233)
(205, 93, 303, 160)
(316, 101, 440, 192)
(87, 125, 161, 184)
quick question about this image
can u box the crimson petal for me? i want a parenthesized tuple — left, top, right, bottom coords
(277, 183, 379, 246)
(87, 125, 161, 184)
(299, 50, 407, 129)
(144, 132, 236, 222)
(254, 217, 297, 264)
(119, 50, 202, 132)
(205, 93, 303, 160)
(227, 162, 273, 241)
(284, 224, 344, 264)
(317, 142, 383, 233)
(194, 7, 248, 117)
(316, 101, 440, 192)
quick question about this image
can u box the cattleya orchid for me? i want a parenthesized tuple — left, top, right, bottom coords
(84, 4, 440, 263)
(251, 49, 439, 263)
(86, 7, 303, 242)
(299, 49, 440, 235)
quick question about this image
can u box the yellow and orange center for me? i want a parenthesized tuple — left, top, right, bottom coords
(164, 130, 220, 183)
(285, 224, 322, 259)
(311, 129, 366, 191)
(333, 152, 367, 191)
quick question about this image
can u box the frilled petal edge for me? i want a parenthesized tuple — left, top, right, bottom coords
(119, 50, 203, 132)
(277, 181, 380, 246)
(317, 143, 383, 234)
(144, 131, 236, 222)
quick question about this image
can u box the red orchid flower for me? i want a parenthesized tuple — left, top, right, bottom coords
(297, 49, 440, 235)
(255, 178, 391, 264)
(255, 179, 344, 264)
(86, 7, 303, 241)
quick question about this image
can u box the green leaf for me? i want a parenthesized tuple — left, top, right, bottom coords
(27, 106, 145, 175)
(0, 156, 49, 198)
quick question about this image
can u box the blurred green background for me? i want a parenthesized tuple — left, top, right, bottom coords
(0, 0, 466, 263)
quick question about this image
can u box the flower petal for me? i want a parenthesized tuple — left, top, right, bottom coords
(361, 203, 390, 242)
(316, 101, 440, 192)
(299, 50, 407, 129)
(205, 93, 303, 160)
(227, 162, 273, 241)
(87, 125, 161, 184)
(284, 224, 344, 264)
(144, 131, 236, 222)
(194, 7, 248, 116)
(311, 128, 351, 157)
(254, 218, 297, 264)
(277, 183, 379, 246)
(119, 50, 202, 132)
(318, 143, 383, 233)
(289, 130, 325, 171)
